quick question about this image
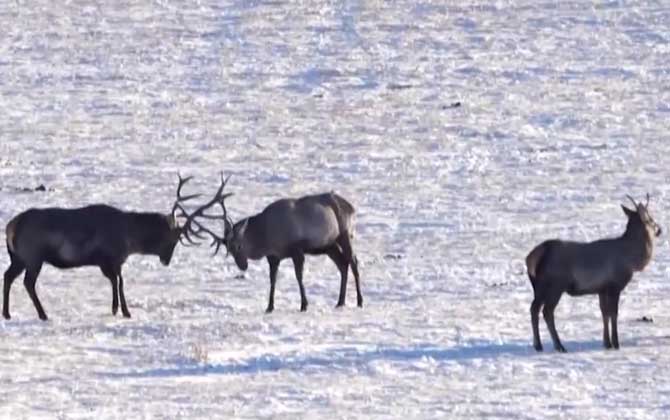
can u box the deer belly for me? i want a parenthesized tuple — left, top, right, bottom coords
(48, 240, 96, 267)
(569, 266, 613, 294)
(302, 224, 340, 250)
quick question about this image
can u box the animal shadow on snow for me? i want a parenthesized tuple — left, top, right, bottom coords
(101, 335, 669, 379)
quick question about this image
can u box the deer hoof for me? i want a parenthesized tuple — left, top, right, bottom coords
(533, 343, 543, 352)
(3, 312, 10, 320)
(39, 314, 48, 321)
(335, 302, 345, 308)
(122, 312, 131, 319)
(556, 346, 567, 353)
(265, 307, 274, 314)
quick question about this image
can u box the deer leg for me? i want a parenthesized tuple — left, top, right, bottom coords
(291, 253, 308, 312)
(266, 256, 280, 313)
(609, 291, 621, 350)
(118, 270, 131, 318)
(338, 235, 363, 308)
(100, 265, 119, 316)
(598, 292, 612, 349)
(351, 255, 362, 308)
(3, 256, 25, 320)
(542, 289, 565, 353)
(23, 263, 47, 321)
(530, 297, 544, 352)
(326, 246, 349, 307)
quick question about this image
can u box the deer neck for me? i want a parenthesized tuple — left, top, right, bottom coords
(621, 225, 654, 272)
(125, 212, 165, 256)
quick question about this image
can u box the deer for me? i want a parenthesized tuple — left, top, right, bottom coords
(188, 177, 363, 313)
(526, 194, 662, 353)
(2, 175, 224, 321)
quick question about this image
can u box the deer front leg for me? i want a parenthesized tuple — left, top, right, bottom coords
(266, 256, 280, 313)
(101, 265, 120, 316)
(609, 291, 621, 349)
(291, 253, 308, 312)
(598, 292, 612, 349)
(118, 270, 131, 318)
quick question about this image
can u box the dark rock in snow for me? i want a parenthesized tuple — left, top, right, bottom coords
(442, 102, 462, 109)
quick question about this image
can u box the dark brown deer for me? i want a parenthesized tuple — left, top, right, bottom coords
(191, 180, 362, 313)
(526, 194, 662, 353)
(2, 175, 224, 320)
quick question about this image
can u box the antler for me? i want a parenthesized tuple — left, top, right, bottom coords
(625, 194, 638, 209)
(645, 192, 650, 208)
(179, 172, 233, 255)
(170, 174, 202, 246)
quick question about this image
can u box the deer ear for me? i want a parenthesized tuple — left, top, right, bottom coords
(622, 205, 636, 217)
(165, 214, 178, 229)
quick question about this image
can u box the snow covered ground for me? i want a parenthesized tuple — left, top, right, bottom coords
(1, 0, 670, 418)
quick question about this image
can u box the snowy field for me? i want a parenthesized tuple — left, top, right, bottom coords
(1, 0, 670, 418)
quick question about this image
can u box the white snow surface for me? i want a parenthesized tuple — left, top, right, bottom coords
(1, 1, 670, 418)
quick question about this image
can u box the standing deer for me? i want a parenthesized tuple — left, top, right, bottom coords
(2, 175, 223, 320)
(191, 179, 362, 313)
(526, 194, 662, 352)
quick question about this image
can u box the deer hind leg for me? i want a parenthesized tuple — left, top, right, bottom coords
(326, 245, 349, 307)
(598, 292, 612, 349)
(351, 255, 362, 308)
(23, 263, 47, 321)
(542, 288, 566, 353)
(266, 256, 281, 313)
(530, 294, 544, 352)
(3, 254, 26, 320)
(337, 234, 363, 308)
(291, 253, 308, 312)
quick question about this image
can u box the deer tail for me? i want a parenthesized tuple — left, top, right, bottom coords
(526, 241, 551, 286)
(5, 216, 19, 253)
(330, 192, 356, 238)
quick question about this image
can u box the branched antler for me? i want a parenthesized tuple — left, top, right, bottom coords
(170, 174, 202, 246)
(178, 172, 233, 254)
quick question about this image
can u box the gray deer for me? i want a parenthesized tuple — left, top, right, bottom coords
(190, 179, 362, 313)
(526, 194, 662, 352)
(3, 175, 221, 320)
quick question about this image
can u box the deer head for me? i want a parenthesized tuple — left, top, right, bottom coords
(622, 193, 662, 239)
(223, 218, 249, 271)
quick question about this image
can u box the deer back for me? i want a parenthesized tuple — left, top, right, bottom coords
(245, 192, 353, 258)
(7, 205, 130, 267)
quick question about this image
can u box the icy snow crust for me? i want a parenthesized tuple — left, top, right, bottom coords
(1, 1, 670, 418)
